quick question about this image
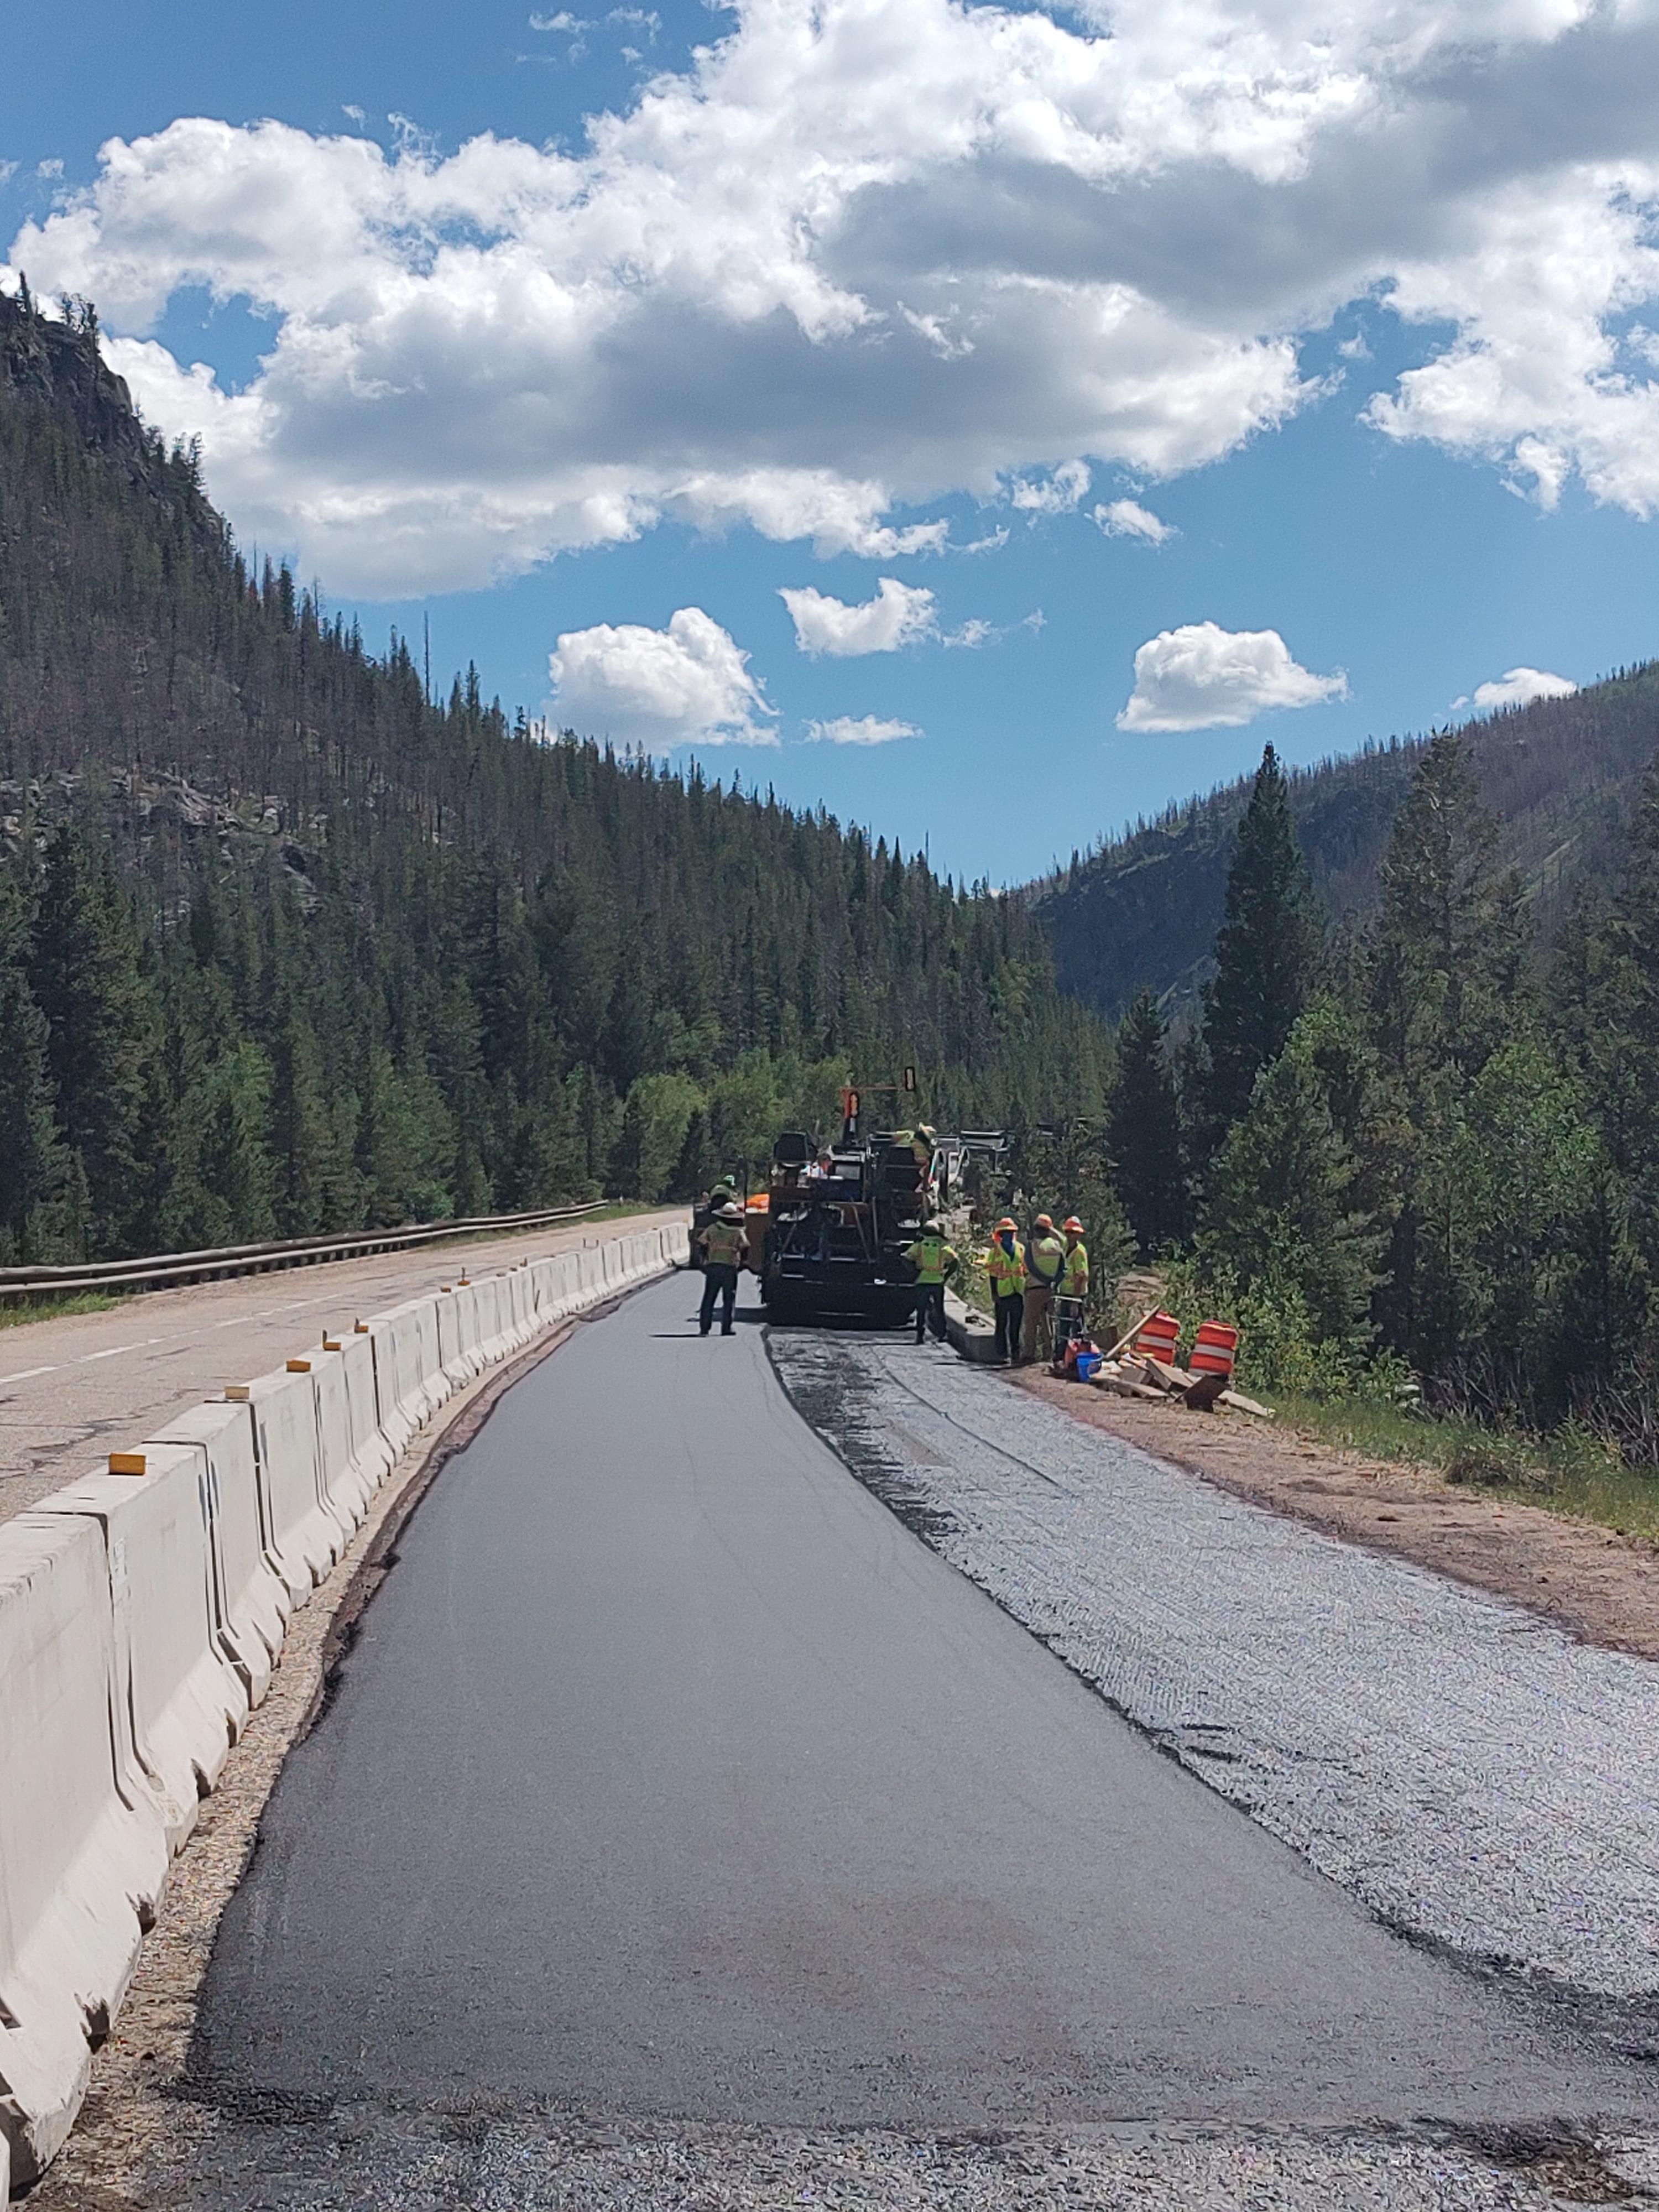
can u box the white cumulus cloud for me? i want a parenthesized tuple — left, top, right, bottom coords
(1094, 498, 1176, 544)
(1118, 622, 1346, 733)
(1009, 461, 1091, 515)
(548, 607, 777, 748)
(806, 714, 921, 744)
(1461, 665, 1579, 710)
(13, 0, 1659, 592)
(779, 576, 936, 655)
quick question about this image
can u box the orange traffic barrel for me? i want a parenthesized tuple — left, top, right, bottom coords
(1134, 1311, 1182, 1364)
(1188, 1321, 1239, 1380)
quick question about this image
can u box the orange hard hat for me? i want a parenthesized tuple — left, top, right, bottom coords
(1034, 1212, 1054, 1230)
(1063, 1216, 1084, 1233)
(995, 1216, 1016, 1232)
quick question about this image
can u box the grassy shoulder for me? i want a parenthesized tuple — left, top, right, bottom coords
(1273, 1391, 1659, 1543)
(0, 1290, 119, 1329)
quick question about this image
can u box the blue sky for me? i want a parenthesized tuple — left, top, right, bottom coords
(6, 0, 1659, 885)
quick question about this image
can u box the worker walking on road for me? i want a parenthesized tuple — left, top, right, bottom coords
(986, 1217, 1026, 1365)
(903, 1217, 958, 1344)
(1052, 1215, 1090, 1367)
(1020, 1212, 1066, 1365)
(696, 1202, 748, 1337)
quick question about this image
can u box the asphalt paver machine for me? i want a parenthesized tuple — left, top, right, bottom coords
(756, 1086, 968, 1325)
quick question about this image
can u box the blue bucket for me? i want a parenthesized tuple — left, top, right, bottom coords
(1075, 1350, 1102, 1383)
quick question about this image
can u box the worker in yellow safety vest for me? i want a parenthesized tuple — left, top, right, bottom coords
(696, 1202, 749, 1337)
(1020, 1213, 1066, 1365)
(1052, 1214, 1090, 1366)
(902, 1217, 958, 1345)
(985, 1217, 1026, 1365)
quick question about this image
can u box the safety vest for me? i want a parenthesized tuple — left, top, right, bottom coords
(1061, 1240, 1089, 1297)
(1027, 1234, 1065, 1287)
(905, 1235, 957, 1285)
(986, 1238, 1025, 1293)
(703, 1222, 745, 1267)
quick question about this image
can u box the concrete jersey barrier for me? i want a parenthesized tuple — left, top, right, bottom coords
(339, 1333, 392, 1501)
(246, 1367, 338, 1601)
(146, 1400, 287, 1705)
(0, 1215, 683, 2193)
(34, 1450, 248, 1850)
(0, 1514, 169, 2188)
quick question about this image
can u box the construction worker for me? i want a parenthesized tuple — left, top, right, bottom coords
(903, 1216, 958, 1344)
(985, 1217, 1026, 1364)
(692, 1173, 738, 1265)
(696, 1201, 748, 1336)
(1052, 1215, 1089, 1366)
(1020, 1212, 1066, 1365)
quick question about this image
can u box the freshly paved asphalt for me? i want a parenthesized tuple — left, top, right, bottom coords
(192, 1271, 1652, 2137)
(0, 1207, 681, 1528)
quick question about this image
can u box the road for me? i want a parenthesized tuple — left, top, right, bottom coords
(175, 1271, 1659, 2208)
(0, 1207, 681, 1528)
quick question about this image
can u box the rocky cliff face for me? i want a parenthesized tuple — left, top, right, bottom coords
(0, 289, 140, 456)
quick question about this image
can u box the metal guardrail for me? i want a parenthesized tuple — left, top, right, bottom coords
(0, 1201, 611, 1300)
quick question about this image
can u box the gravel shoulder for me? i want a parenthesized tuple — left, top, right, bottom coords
(1010, 1370, 1659, 1662)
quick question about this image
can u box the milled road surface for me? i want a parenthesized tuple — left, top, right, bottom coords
(0, 1206, 679, 1528)
(176, 1274, 1658, 2207)
(768, 1330, 1659, 2006)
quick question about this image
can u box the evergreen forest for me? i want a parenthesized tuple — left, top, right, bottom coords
(0, 285, 1111, 1261)
(1112, 735, 1659, 1455)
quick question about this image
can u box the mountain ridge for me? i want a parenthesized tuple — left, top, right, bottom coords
(1033, 668, 1659, 1022)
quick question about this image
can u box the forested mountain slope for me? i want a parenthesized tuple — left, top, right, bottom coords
(0, 287, 1110, 1261)
(1036, 667, 1659, 1022)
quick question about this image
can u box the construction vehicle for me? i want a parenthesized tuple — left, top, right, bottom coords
(752, 1086, 971, 1325)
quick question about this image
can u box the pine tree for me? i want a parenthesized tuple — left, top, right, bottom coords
(31, 820, 149, 1254)
(1199, 744, 1322, 1143)
(1109, 989, 1187, 1258)
(0, 872, 81, 1260)
(1370, 731, 1527, 1087)
(1198, 1016, 1380, 1351)
(1367, 734, 1531, 1362)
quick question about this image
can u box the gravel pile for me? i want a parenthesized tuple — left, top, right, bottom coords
(768, 1332, 1659, 2004)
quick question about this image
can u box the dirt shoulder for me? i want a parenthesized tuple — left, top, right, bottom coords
(1009, 1367, 1659, 1663)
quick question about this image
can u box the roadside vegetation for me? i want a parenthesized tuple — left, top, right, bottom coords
(1090, 737, 1659, 1530)
(0, 1290, 117, 1329)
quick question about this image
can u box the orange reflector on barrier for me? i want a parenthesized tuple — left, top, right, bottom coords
(321, 1337, 342, 1352)
(286, 1358, 311, 1373)
(107, 1451, 147, 1476)
(224, 1385, 251, 1402)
